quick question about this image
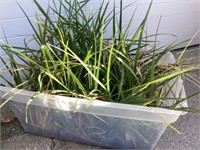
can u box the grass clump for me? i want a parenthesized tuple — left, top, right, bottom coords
(0, 0, 199, 112)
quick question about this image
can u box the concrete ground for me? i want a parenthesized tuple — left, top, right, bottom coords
(0, 46, 199, 150)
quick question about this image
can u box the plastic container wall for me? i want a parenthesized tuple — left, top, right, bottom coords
(9, 100, 168, 149)
(0, 78, 187, 150)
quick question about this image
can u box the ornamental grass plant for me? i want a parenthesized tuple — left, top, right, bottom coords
(0, 0, 199, 112)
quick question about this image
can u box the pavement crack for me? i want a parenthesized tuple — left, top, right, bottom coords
(50, 138, 56, 150)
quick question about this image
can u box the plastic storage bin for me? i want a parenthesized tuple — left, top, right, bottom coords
(0, 79, 187, 149)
